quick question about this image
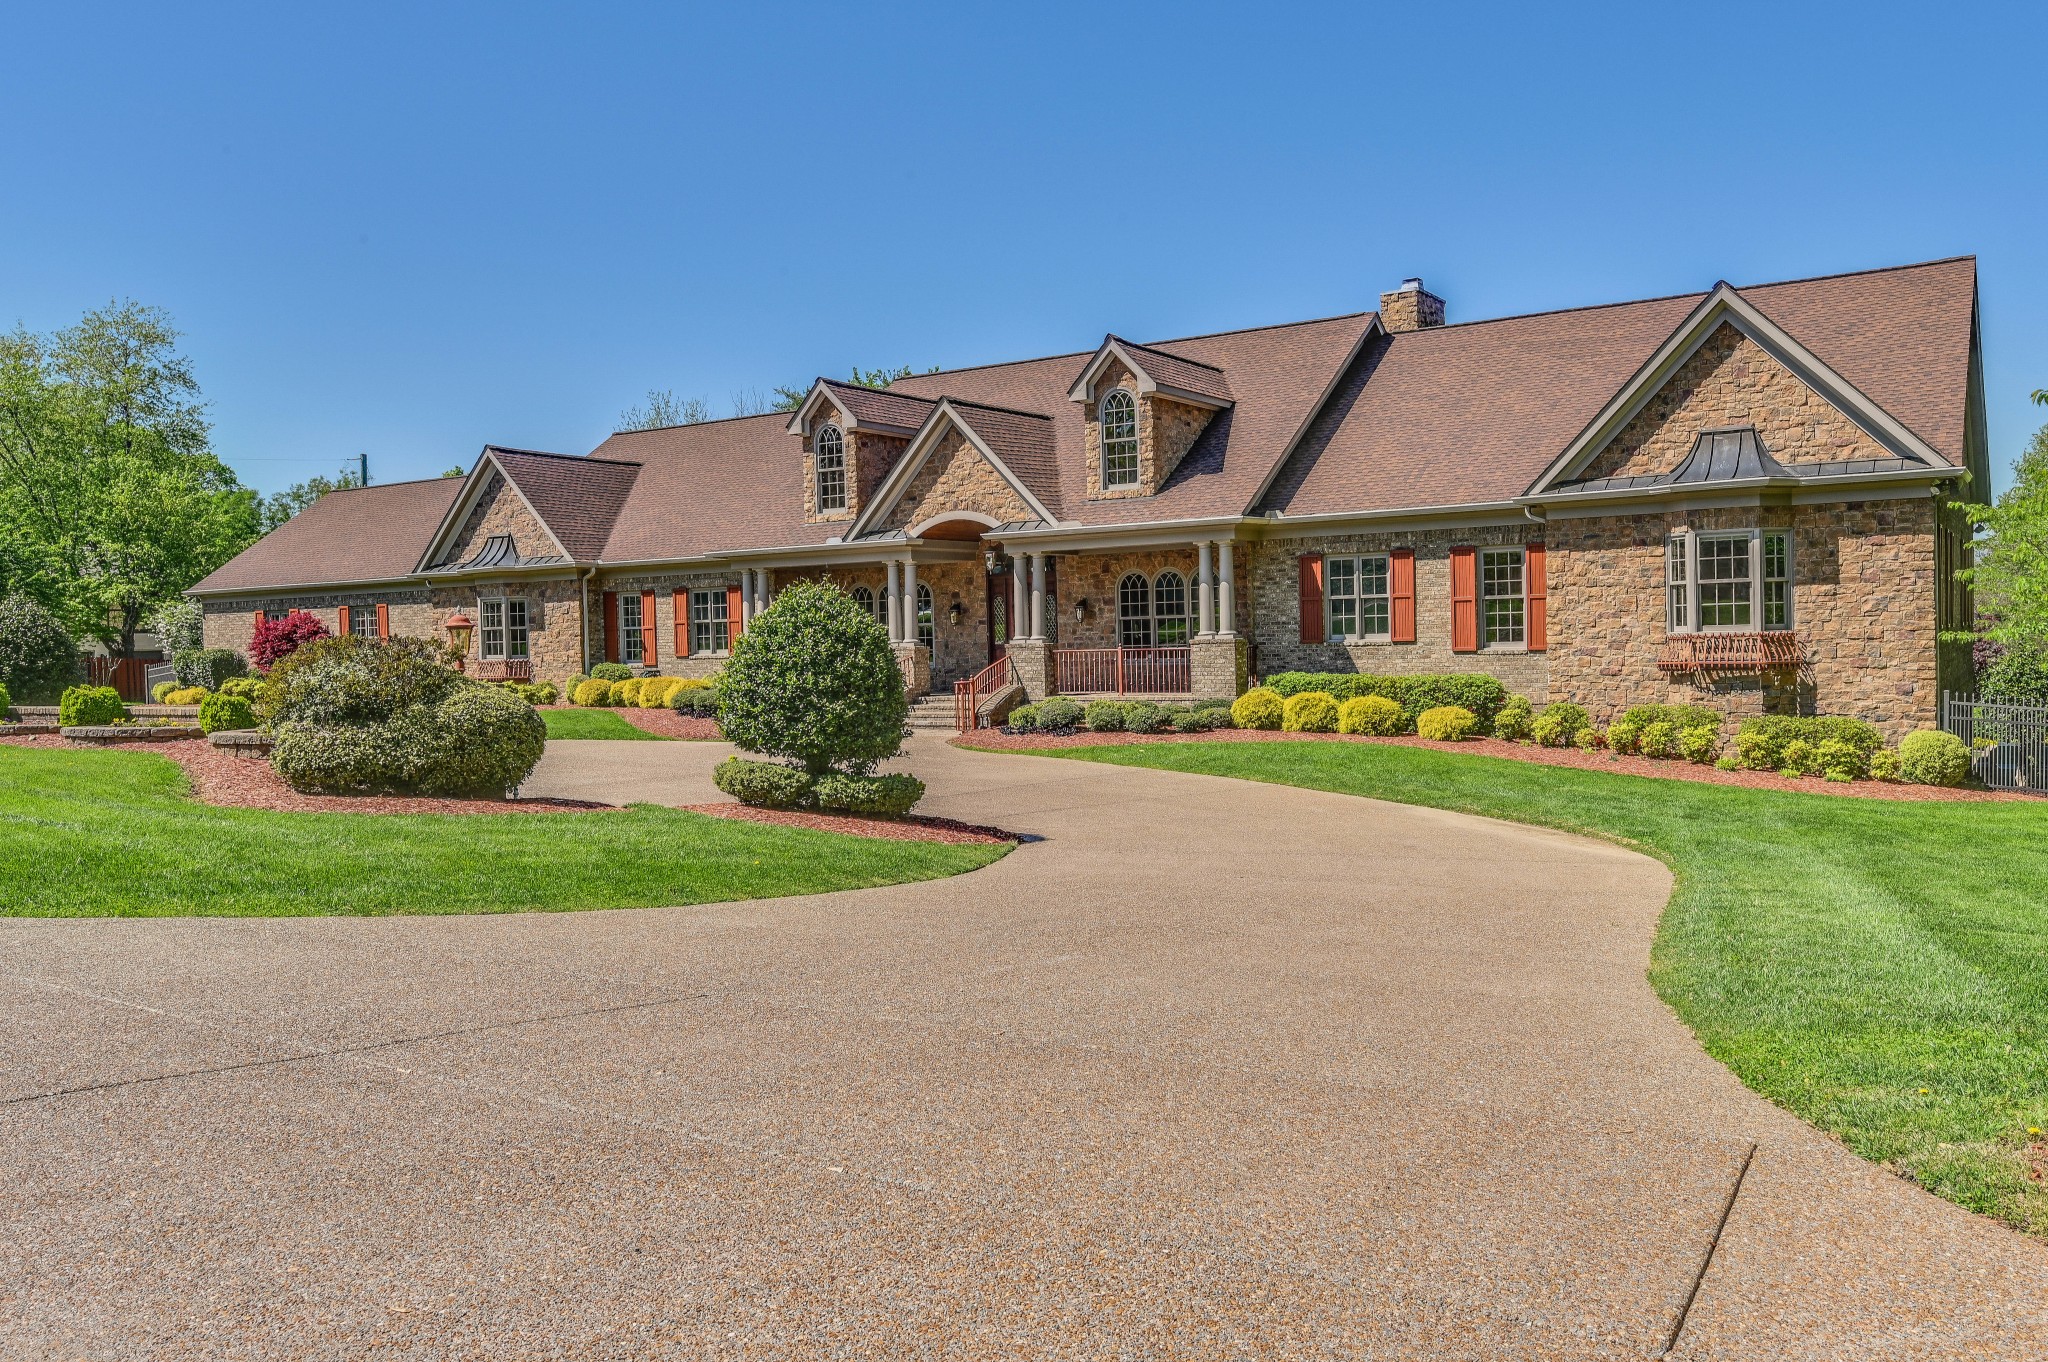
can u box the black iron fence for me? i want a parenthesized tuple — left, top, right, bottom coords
(1942, 692, 2048, 794)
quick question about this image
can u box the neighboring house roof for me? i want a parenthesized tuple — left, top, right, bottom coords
(190, 477, 466, 593)
(1261, 256, 1976, 518)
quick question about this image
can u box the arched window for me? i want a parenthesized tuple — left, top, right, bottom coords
(850, 584, 878, 628)
(815, 424, 847, 511)
(1153, 571, 1189, 645)
(916, 582, 934, 650)
(1100, 390, 1138, 488)
(1118, 572, 1153, 647)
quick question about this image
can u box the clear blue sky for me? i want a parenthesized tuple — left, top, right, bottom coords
(3, 1, 2042, 496)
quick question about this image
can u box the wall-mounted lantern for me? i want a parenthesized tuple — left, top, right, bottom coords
(946, 597, 964, 626)
(1073, 598, 1090, 624)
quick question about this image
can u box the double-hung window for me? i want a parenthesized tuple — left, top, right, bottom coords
(689, 589, 729, 655)
(479, 598, 530, 660)
(619, 593, 644, 664)
(349, 606, 379, 638)
(1480, 549, 1524, 648)
(1324, 554, 1390, 642)
(1666, 529, 1793, 633)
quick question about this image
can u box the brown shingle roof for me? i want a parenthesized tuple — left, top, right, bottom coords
(1109, 336, 1235, 404)
(819, 380, 937, 431)
(482, 446, 641, 561)
(938, 400, 1062, 519)
(1263, 257, 1976, 517)
(190, 477, 465, 594)
(593, 414, 839, 562)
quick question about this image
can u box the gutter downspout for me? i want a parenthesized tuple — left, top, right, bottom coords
(579, 566, 599, 673)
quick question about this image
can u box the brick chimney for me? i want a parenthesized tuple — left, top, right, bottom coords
(1379, 277, 1446, 333)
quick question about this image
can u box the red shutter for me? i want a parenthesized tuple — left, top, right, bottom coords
(602, 591, 619, 662)
(673, 589, 690, 658)
(375, 603, 389, 639)
(1449, 546, 1478, 653)
(726, 584, 744, 643)
(1297, 554, 1325, 644)
(337, 606, 350, 636)
(1389, 549, 1415, 643)
(640, 590, 658, 666)
(1526, 542, 1547, 652)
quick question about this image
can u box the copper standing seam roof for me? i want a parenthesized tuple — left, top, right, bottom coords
(448, 446, 642, 565)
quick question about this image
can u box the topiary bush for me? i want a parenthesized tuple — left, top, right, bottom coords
(1530, 703, 1589, 748)
(573, 678, 614, 706)
(590, 662, 633, 682)
(248, 613, 331, 670)
(712, 757, 815, 808)
(1678, 726, 1720, 765)
(1492, 694, 1535, 741)
(1869, 748, 1903, 782)
(1637, 721, 1678, 759)
(814, 771, 926, 816)
(264, 635, 544, 797)
(1281, 691, 1340, 733)
(164, 686, 208, 705)
(1338, 694, 1405, 736)
(1416, 705, 1477, 741)
(1034, 697, 1083, 732)
(197, 692, 257, 734)
(172, 646, 246, 691)
(1231, 687, 1284, 730)
(718, 580, 907, 778)
(0, 594, 79, 702)
(59, 685, 128, 726)
(1898, 729, 1970, 786)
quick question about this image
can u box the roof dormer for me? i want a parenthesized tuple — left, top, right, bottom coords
(1067, 335, 1231, 499)
(783, 378, 934, 523)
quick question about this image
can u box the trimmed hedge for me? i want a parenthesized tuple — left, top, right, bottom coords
(1530, 703, 1589, 748)
(589, 662, 633, 682)
(197, 693, 257, 734)
(814, 771, 926, 816)
(1231, 687, 1285, 730)
(164, 686, 208, 705)
(712, 757, 814, 808)
(59, 685, 127, 727)
(1492, 695, 1535, 741)
(573, 678, 614, 706)
(1732, 715, 1883, 771)
(1281, 691, 1340, 733)
(1264, 671, 1509, 727)
(1338, 694, 1405, 736)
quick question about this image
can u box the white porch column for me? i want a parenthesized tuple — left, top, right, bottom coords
(1217, 540, 1236, 636)
(884, 559, 901, 642)
(1010, 553, 1027, 643)
(739, 570, 754, 625)
(901, 558, 919, 641)
(1029, 553, 1046, 639)
(1196, 540, 1215, 636)
(756, 570, 770, 616)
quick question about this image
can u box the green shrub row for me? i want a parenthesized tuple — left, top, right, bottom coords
(1264, 671, 1510, 725)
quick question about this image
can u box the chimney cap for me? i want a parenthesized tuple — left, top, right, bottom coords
(1397, 277, 1424, 292)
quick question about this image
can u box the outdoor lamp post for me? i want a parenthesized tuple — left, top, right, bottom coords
(442, 611, 474, 671)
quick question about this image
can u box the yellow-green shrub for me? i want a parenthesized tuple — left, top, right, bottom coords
(639, 677, 683, 708)
(1337, 694, 1405, 736)
(614, 677, 645, 706)
(673, 676, 714, 692)
(572, 678, 613, 706)
(164, 686, 209, 705)
(1281, 691, 1339, 733)
(1416, 705, 1478, 741)
(1231, 687, 1284, 730)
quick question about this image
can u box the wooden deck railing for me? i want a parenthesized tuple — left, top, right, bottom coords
(954, 655, 1017, 732)
(1655, 632, 1802, 674)
(1053, 646, 1192, 696)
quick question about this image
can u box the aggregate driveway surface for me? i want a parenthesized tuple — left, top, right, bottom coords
(3, 737, 2045, 1359)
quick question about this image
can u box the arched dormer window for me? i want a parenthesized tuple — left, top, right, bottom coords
(815, 424, 847, 512)
(1118, 572, 1152, 647)
(1153, 571, 1189, 645)
(1100, 390, 1138, 488)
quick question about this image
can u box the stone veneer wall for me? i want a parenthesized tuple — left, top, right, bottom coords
(1245, 529, 1551, 697)
(883, 429, 1035, 532)
(799, 406, 909, 525)
(1584, 324, 1887, 482)
(1079, 359, 1217, 500)
(1054, 547, 1205, 650)
(594, 569, 742, 679)
(436, 472, 558, 566)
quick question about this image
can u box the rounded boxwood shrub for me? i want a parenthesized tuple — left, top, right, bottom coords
(1636, 721, 1678, 759)
(573, 678, 614, 706)
(1491, 694, 1535, 741)
(1812, 737, 1867, 781)
(1123, 700, 1172, 734)
(1338, 695, 1405, 736)
(1780, 738, 1816, 776)
(198, 692, 257, 734)
(1677, 726, 1721, 765)
(265, 636, 544, 797)
(164, 686, 208, 705)
(1416, 705, 1477, 741)
(1573, 727, 1603, 752)
(589, 662, 633, 682)
(719, 580, 906, 778)
(1281, 691, 1340, 733)
(1083, 699, 1129, 732)
(218, 676, 268, 700)
(613, 677, 645, 706)
(1899, 729, 1970, 786)
(1231, 687, 1284, 730)
(814, 771, 926, 816)
(1170, 709, 1208, 733)
(0, 594, 79, 702)
(1531, 703, 1589, 748)
(152, 680, 179, 703)
(1034, 697, 1083, 732)
(1604, 718, 1642, 755)
(59, 685, 128, 727)
(1005, 702, 1041, 732)
(641, 677, 684, 708)
(712, 756, 814, 808)
(1868, 748, 1903, 782)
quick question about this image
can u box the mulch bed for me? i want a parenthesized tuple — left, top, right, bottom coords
(956, 727, 2031, 803)
(673, 802, 1018, 845)
(540, 706, 723, 741)
(0, 733, 613, 816)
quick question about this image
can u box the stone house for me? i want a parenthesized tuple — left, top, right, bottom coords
(191, 256, 1988, 738)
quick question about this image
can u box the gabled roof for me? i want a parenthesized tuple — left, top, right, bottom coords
(1065, 334, 1235, 408)
(1262, 257, 1976, 518)
(416, 445, 641, 571)
(847, 398, 1060, 540)
(783, 378, 936, 436)
(190, 476, 466, 594)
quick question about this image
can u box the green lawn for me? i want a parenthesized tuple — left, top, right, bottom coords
(1018, 738, 2048, 1239)
(541, 708, 670, 740)
(0, 745, 1005, 917)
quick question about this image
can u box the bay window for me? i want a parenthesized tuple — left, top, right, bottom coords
(1666, 529, 1792, 633)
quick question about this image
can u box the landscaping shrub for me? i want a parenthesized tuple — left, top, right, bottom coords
(1416, 705, 1478, 741)
(1531, 702, 1589, 748)
(671, 684, 721, 718)
(1620, 703, 1723, 733)
(711, 756, 814, 808)
(814, 771, 926, 817)
(1265, 670, 1509, 727)
(1899, 729, 1971, 786)
(718, 580, 908, 777)
(1083, 700, 1130, 732)
(1980, 640, 2048, 706)
(1715, 755, 1741, 771)
(265, 636, 545, 797)
(640, 677, 684, 708)
(1604, 718, 1642, 755)
(612, 677, 643, 706)
(1033, 697, 1083, 732)
(152, 680, 178, 702)
(1812, 737, 1868, 782)
(147, 600, 205, 658)
(501, 680, 558, 706)
(1735, 715, 1883, 763)
(573, 678, 614, 706)
(197, 692, 257, 734)
(589, 662, 633, 682)
(164, 686, 208, 705)
(1231, 687, 1284, 730)
(0, 681, 10, 716)
(1005, 702, 1041, 732)
(1869, 748, 1903, 782)
(1123, 700, 1173, 734)
(1574, 727, 1604, 752)
(248, 613, 330, 670)
(1780, 739, 1816, 777)
(1281, 691, 1340, 733)
(1637, 721, 1678, 759)
(217, 676, 267, 701)
(1170, 709, 1209, 733)
(172, 646, 246, 691)
(1192, 701, 1236, 729)
(1492, 694, 1535, 741)
(1678, 726, 1721, 765)
(59, 685, 127, 726)
(0, 594, 79, 702)
(1338, 694, 1405, 736)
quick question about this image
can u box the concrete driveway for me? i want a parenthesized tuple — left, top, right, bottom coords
(2, 735, 2044, 1359)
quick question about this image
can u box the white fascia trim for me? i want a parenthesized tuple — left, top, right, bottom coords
(1241, 316, 1387, 514)
(1064, 337, 1229, 409)
(1526, 285, 1953, 497)
(782, 381, 844, 435)
(411, 449, 575, 572)
(843, 400, 1057, 539)
(991, 515, 1255, 554)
